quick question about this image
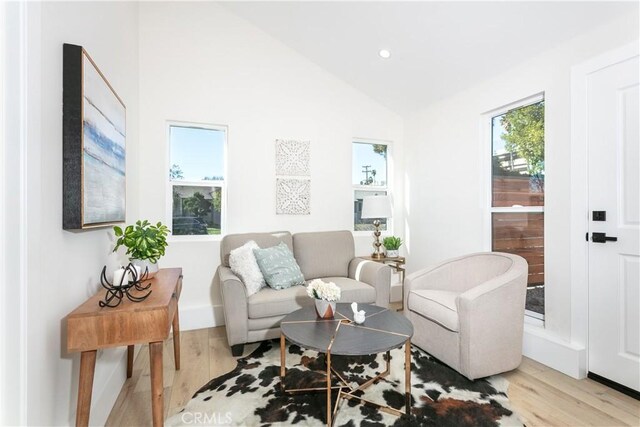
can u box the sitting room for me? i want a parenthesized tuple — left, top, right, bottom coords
(1, 1, 639, 426)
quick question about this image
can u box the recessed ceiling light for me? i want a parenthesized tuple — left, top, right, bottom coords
(378, 49, 391, 59)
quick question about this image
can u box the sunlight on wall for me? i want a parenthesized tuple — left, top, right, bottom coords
(404, 172, 411, 256)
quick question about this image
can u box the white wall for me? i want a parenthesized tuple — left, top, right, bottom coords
(138, 2, 404, 329)
(403, 12, 638, 359)
(8, 2, 140, 425)
(0, 2, 26, 425)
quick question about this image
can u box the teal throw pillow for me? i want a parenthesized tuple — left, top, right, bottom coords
(253, 242, 305, 290)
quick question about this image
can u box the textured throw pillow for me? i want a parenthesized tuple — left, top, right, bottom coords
(253, 242, 305, 290)
(229, 240, 266, 297)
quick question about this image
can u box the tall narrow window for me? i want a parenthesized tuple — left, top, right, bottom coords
(490, 96, 544, 318)
(168, 123, 226, 236)
(352, 141, 389, 231)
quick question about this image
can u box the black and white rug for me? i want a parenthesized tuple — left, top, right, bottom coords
(166, 340, 523, 426)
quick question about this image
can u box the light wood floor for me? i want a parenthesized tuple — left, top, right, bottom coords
(106, 326, 640, 427)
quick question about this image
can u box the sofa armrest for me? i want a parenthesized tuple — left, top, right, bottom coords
(348, 258, 391, 308)
(456, 269, 527, 379)
(218, 266, 249, 347)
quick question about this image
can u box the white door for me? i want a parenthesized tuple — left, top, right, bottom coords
(587, 53, 640, 392)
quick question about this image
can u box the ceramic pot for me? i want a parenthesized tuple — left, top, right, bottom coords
(131, 258, 159, 279)
(386, 249, 399, 258)
(314, 299, 336, 319)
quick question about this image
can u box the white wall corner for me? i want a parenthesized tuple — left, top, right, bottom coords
(523, 324, 587, 379)
(180, 304, 226, 331)
(87, 352, 128, 426)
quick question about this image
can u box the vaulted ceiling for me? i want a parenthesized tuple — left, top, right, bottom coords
(224, 1, 637, 114)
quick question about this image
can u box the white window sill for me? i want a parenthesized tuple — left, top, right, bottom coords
(524, 311, 545, 327)
(168, 234, 223, 243)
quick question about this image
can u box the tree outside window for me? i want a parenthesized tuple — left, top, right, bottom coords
(169, 124, 226, 236)
(490, 97, 545, 318)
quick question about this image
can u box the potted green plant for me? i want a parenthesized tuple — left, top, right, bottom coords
(382, 236, 403, 258)
(113, 220, 170, 276)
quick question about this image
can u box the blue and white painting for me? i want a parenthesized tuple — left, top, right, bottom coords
(82, 53, 126, 225)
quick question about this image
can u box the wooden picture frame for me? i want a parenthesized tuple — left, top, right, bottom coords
(63, 43, 126, 230)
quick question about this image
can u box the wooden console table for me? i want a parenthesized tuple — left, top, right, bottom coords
(360, 255, 406, 310)
(66, 268, 183, 427)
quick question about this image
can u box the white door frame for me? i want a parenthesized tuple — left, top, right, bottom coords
(0, 1, 6, 422)
(1, 1, 30, 424)
(570, 41, 640, 379)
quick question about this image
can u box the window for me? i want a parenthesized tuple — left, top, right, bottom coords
(352, 141, 389, 231)
(489, 95, 544, 318)
(168, 123, 226, 237)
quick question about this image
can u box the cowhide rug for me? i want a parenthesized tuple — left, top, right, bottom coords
(166, 340, 523, 427)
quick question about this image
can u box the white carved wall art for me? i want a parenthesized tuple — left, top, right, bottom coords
(275, 139, 310, 176)
(276, 178, 310, 215)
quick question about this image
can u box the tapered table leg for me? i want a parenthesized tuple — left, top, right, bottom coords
(172, 306, 181, 370)
(76, 350, 97, 427)
(405, 339, 411, 415)
(127, 345, 134, 378)
(149, 341, 164, 427)
(327, 351, 332, 427)
(280, 333, 286, 390)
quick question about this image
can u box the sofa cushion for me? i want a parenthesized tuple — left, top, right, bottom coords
(221, 231, 292, 267)
(248, 277, 376, 319)
(248, 285, 311, 319)
(229, 240, 265, 297)
(408, 290, 460, 332)
(325, 277, 376, 305)
(253, 242, 305, 290)
(293, 231, 354, 280)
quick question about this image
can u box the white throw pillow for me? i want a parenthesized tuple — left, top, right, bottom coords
(229, 240, 266, 297)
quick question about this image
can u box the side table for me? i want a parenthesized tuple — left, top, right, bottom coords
(360, 255, 406, 310)
(66, 268, 182, 427)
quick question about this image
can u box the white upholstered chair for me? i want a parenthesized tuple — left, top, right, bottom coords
(404, 252, 528, 380)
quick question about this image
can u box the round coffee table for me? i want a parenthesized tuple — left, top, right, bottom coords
(280, 303, 414, 426)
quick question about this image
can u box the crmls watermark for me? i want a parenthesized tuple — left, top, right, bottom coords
(180, 411, 233, 425)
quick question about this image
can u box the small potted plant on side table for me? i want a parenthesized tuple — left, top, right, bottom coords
(383, 236, 403, 258)
(113, 220, 170, 277)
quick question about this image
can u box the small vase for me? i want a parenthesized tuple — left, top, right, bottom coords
(315, 299, 336, 319)
(386, 250, 399, 258)
(131, 259, 159, 279)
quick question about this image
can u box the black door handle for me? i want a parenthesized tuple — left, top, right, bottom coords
(592, 232, 618, 243)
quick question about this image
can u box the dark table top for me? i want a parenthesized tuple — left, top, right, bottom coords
(280, 303, 413, 356)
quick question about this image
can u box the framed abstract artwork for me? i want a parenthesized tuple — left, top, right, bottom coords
(63, 43, 126, 229)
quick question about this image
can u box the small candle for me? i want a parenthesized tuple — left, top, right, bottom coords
(113, 268, 129, 288)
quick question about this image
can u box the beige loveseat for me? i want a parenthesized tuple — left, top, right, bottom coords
(216, 230, 391, 356)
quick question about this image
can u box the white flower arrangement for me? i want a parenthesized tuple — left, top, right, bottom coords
(306, 279, 341, 302)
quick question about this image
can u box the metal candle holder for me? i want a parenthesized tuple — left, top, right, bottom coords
(98, 263, 152, 308)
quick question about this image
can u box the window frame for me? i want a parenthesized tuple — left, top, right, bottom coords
(166, 120, 228, 242)
(352, 138, 393, 236)
(482, 93, 545, 322)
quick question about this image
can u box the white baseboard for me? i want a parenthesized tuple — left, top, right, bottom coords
(180, 304, 226, 331)
(523, 324, 586, 379)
